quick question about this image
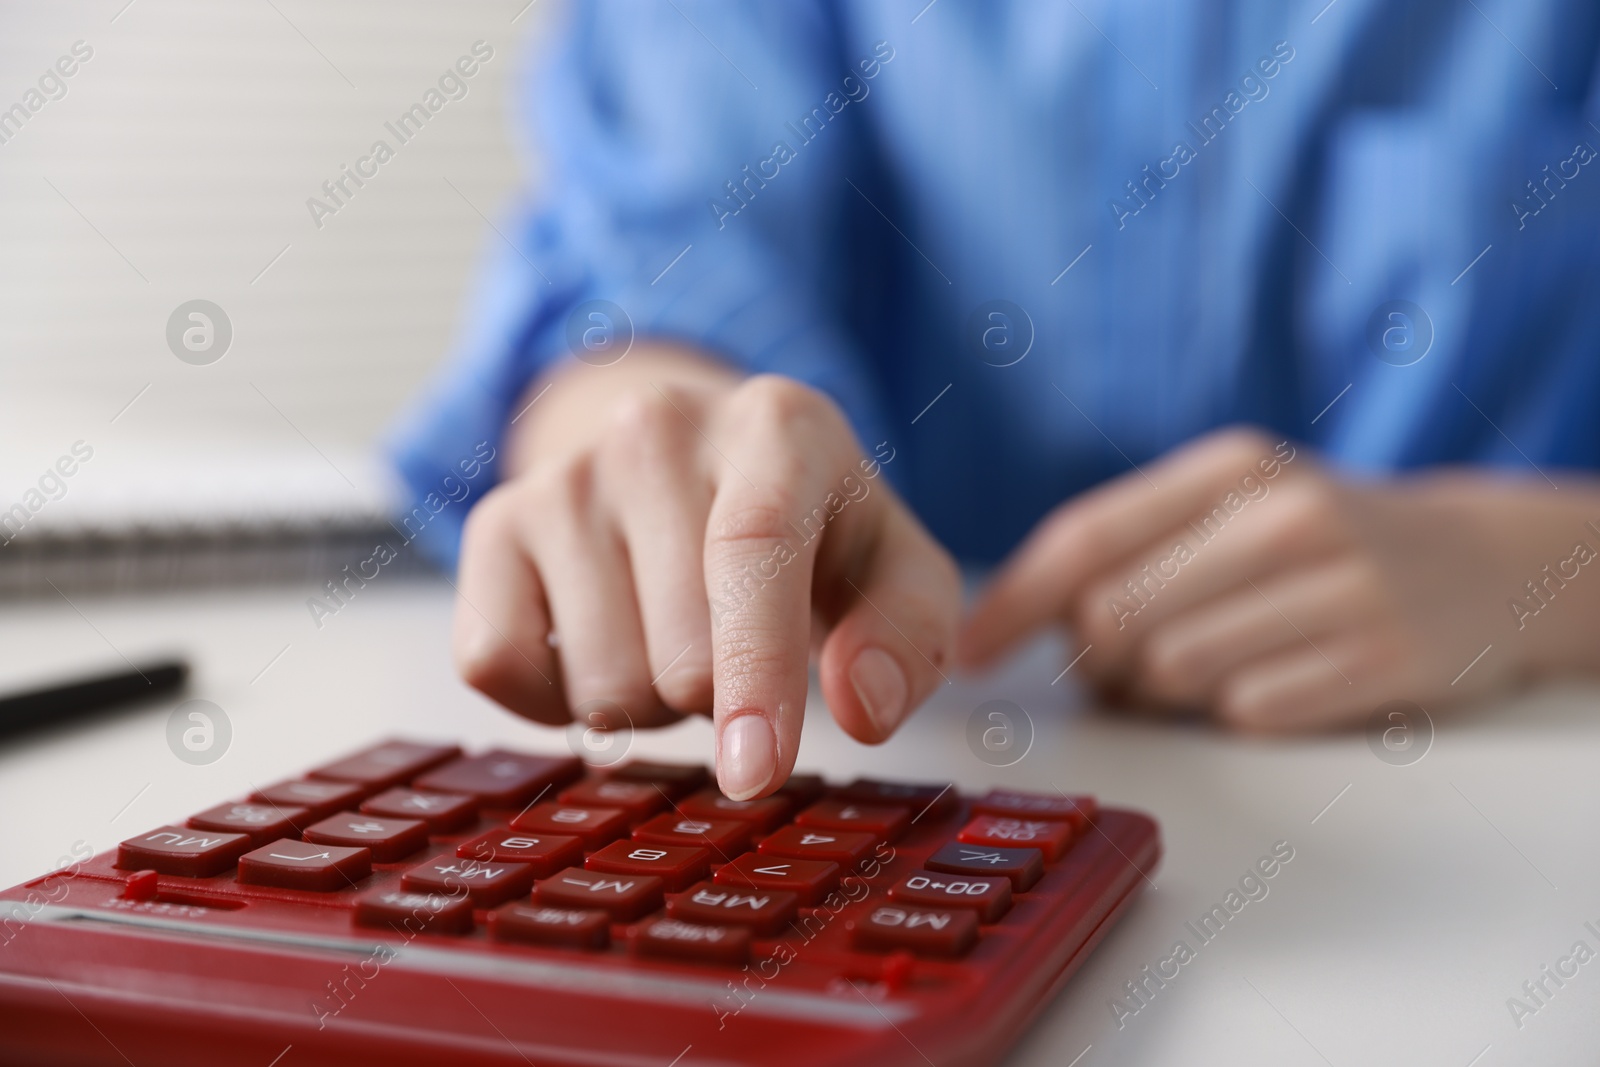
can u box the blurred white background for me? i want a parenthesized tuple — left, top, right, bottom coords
(0, 0, 551, 541)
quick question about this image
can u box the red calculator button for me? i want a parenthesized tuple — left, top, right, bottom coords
(413, 751, 582, 808)
(534, 867, 664, 920)
(838, 779, 958, 821)
(924, 842, 1044, 891)
(631, 814, 752, 854)
(957, 815, 1075, 861)
(401, 857, 534, 907)
(510, 803, 630, 849)
(302, 814, 429, 863)
(713, 853, 841, 905)
(488, 903, 610, 949)
(309, 740, 461, 790)
(353, 888, 474, 935)
(585, 840, 710, 891)
(360, 788, 478, 834)
(632, 917, 750, 965)
(117, 826, 252, 878)
(676, 789, 792, 831)
(971, 789, 1097, 831)
(187, 803, 308, 846)
(667, 881, 798, 936)
(773, 774, 826, 808)
(606, 761, 709, 798)
(456, 830, 583, 876)
(757, 825, 879, 866)
(850, 905, 979, 958)
(557, 779, 670, 821)
(794, 799, 910, 840)
(237, 840, 371, 892)
(888, 872, 1013, 923)
(251, 780, 367, 820)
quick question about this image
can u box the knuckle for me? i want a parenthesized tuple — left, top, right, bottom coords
(525, 453, 597, 514)
(734, 375, 840, 435)
(707, 486, 802, 549)
(1260, 482, 1334, 551)
(1206, 426, 1274, 466)
(606, 390, 685, 455)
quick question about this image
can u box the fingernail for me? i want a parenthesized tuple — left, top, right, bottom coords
(718, 712, 777, 801)
(850, 647, 907, 739)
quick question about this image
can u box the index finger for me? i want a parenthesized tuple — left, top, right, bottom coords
(961, 429, 1299, 666)
(702, 380, 858, 800)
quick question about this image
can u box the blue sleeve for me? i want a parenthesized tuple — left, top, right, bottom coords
(388, 1, 893, 569)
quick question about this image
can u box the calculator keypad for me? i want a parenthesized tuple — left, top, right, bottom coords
(402, 856, 535, 907)
(116, 826, 253, 878)
(302, 814, 429, 863)
(456, 829, 583, 875)
(187, 803, 309, 846)
(585, 840, 711, 891)
(534, 868, 664, 920)
(237, 840, 372, 891)
(850, 904, 979, 958)
(111, 739, 1110, 972)
(413, 751, 582, 808)
(361, 788, 478, 833)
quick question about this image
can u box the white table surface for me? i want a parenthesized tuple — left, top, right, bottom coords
(2, 577, 1596, 1067)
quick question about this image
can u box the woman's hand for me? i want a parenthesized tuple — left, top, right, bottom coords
(961, 427, 1600, 731)
(453, 348, 960, 798)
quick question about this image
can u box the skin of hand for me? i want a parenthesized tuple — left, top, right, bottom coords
(961, 427, 1600, 731)
(452, 345, 961, 799)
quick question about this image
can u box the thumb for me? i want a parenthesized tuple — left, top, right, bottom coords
(816, 499, 961, 743)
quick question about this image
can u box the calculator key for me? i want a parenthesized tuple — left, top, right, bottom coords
(713, 853, 841, 905)
(631, 814, 752, 854)
(757, 825, 879, 866)
(606, 761, 709, 798)
(117, 826, 252, 878)
(677, 789, 792, 831)
(632, 917, 750, 965)
(309, 740, 461, 790)
(585, 840, 710, 891)
(510, 803, 630, 849)
(794, 799, 910, 840)
(957, 815, 1076, 862)
(238, 840, 371, 892)
(772, 773, 826, 808)
(187, 803, 309, 846)
(889, 872, 1012, 923)
(534, 867, 664, 920)
(251, 780, 367, 820)
(488, 903, 610, 949)
(303, 814, 429, 863)
(924, 842, 1044, 891)
(850, 905, 979, 958)
(667, 882, 799, 936)
(971, 789, 1097, 831)
(413, 751, 582, 808)
(838, 779, 958, 820)
(557, 779, 670, 821)
(360, 788, 478, 834)
(456, 830, 582, 876)
(353, 888, 474, 936)
(401, 857, 534, 907)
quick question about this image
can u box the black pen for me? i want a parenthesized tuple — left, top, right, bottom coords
(0, 659, 189, 738)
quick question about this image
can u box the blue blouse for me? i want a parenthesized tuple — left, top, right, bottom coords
(391, 0, 1600, 567)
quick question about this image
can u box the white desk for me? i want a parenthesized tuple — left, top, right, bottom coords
(3, 578, 1597, 1066)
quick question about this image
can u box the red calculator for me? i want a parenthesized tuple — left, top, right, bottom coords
(0, 739, 1160, 1067)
